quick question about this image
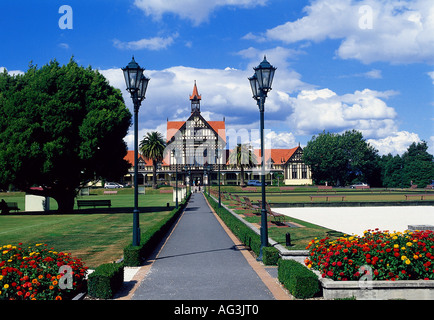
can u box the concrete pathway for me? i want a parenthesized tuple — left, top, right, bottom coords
(124, 192, 288, 300)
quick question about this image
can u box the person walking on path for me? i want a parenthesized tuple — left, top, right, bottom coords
(131, 192, 280, 300)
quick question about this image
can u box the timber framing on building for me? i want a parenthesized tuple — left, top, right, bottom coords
(124, 82, 312, 187)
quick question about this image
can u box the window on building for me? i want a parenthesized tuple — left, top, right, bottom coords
(292, 164, 298, 179)
(302, 164, 307, 179)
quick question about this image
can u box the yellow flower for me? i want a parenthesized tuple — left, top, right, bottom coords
(405, 259, 411, 265)
(2, 250, 8, 254)
(401, 247, 406, 251)
(3, 284, 9, 289)
(406, 242, 413, 247)
(401, 255, 407, 261)
(0, 275, 3, 281)
(307, 264, 312, 269)
(394, 244, 399, 249)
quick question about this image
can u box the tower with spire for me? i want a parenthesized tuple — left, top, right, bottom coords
(190, 80, 201, 114)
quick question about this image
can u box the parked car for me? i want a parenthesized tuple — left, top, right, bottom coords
(104, 182, 124, 189)
(349, 182, 368, 189)
(247, 180, 267, 186)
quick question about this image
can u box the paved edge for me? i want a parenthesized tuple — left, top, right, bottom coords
(203, 195, 292, 301)
(116, 193, 293, 300)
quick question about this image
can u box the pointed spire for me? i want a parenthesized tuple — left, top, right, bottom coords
(190, 80, 201, 101)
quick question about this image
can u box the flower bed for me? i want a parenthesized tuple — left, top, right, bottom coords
(304, 229, 434, 281)
(0, 243, 88, 300)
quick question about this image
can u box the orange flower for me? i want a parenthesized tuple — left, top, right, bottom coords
(55, 296, 62, 300)
(52, 280, 58, 286)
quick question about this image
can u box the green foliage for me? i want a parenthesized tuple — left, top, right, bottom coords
(123, 194, 190, 266)
(380, 141, 434, 188)
(278, 259, 320, 299)
(228, 143, 257, 187)
(262, 246, 280, 266)
(0, 59, 131, 212)
(205, 193, 265, 261)
(139, 131, 167, 189)
(303, 130, 380, 187)
(88, 262, 124, 299)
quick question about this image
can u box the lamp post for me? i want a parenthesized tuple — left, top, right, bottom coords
(248, 56, 276, 261)
(174, 152, 179, 209)
(207, 165, 211, 196)
(123, 56, 150, 247)
(216, 150, 221, 208)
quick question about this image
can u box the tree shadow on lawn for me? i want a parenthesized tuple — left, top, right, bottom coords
(6, 206, 175, 215)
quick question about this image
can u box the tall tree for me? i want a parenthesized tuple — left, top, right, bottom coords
(139, 131, 166, 189)
(401, 141, 434, 187)
(303, 130, 380, 186)
(228, 143, 257, 187)
(0, 59, 131, 212)
(379, 154, 405, 188)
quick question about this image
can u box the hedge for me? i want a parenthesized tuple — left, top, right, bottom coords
(123, 193, 190, 266)
(205, 193, 281, 266)
(278, 259, 320, 299)
(88, 262, 124, 299)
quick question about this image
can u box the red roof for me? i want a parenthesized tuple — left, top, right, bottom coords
(124, 150, 169, 167)
(190, 81, 201, 101)
(166, 120, 226, 142)
(253, 147, 299, 164)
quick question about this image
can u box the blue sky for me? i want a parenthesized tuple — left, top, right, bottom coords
(1, 0, 433, 155)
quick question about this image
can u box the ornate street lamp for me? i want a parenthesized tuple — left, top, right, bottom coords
(216, 150, 222, 208)
(122, 56, 150, 247)
(248, 56, 276, 261)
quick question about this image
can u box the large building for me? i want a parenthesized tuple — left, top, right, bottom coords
(124, 83, 312, 186)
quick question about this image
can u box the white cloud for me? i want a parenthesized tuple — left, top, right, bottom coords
(287, 88, 399, 138)
(134, 0, 267, 25)
(367, 131, 421, 155)
(113, 33, 178, 51)
(258, 0, 434, 64)
(58, 43, 70, 50)
(99, 54, 411, 155)
(428, 71, 434, 85)
(0, 67, 24, 76)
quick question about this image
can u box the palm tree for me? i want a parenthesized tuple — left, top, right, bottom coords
(228, 143, 257, 187)
(139, 131, 166, 189)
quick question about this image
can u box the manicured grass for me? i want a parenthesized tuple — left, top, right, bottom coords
(0, 188, 176, 268)
(215, 186, 434, 250)
(228, 206, 342, 250)
(213, 186, 434, 203)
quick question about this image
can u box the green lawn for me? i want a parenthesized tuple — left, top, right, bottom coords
(0, 188, 175, 268)
(215, 186, 434, 250)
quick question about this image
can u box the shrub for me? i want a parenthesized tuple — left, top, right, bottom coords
(205, 193, 263, 257)
(0, 243, 87, 300)
(263, 246, 280, 266)
(88, 262, 123, 299)
(278, 259, 320, 299)
(123, 193, 190, 266)
(305, 229, 434, 281)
